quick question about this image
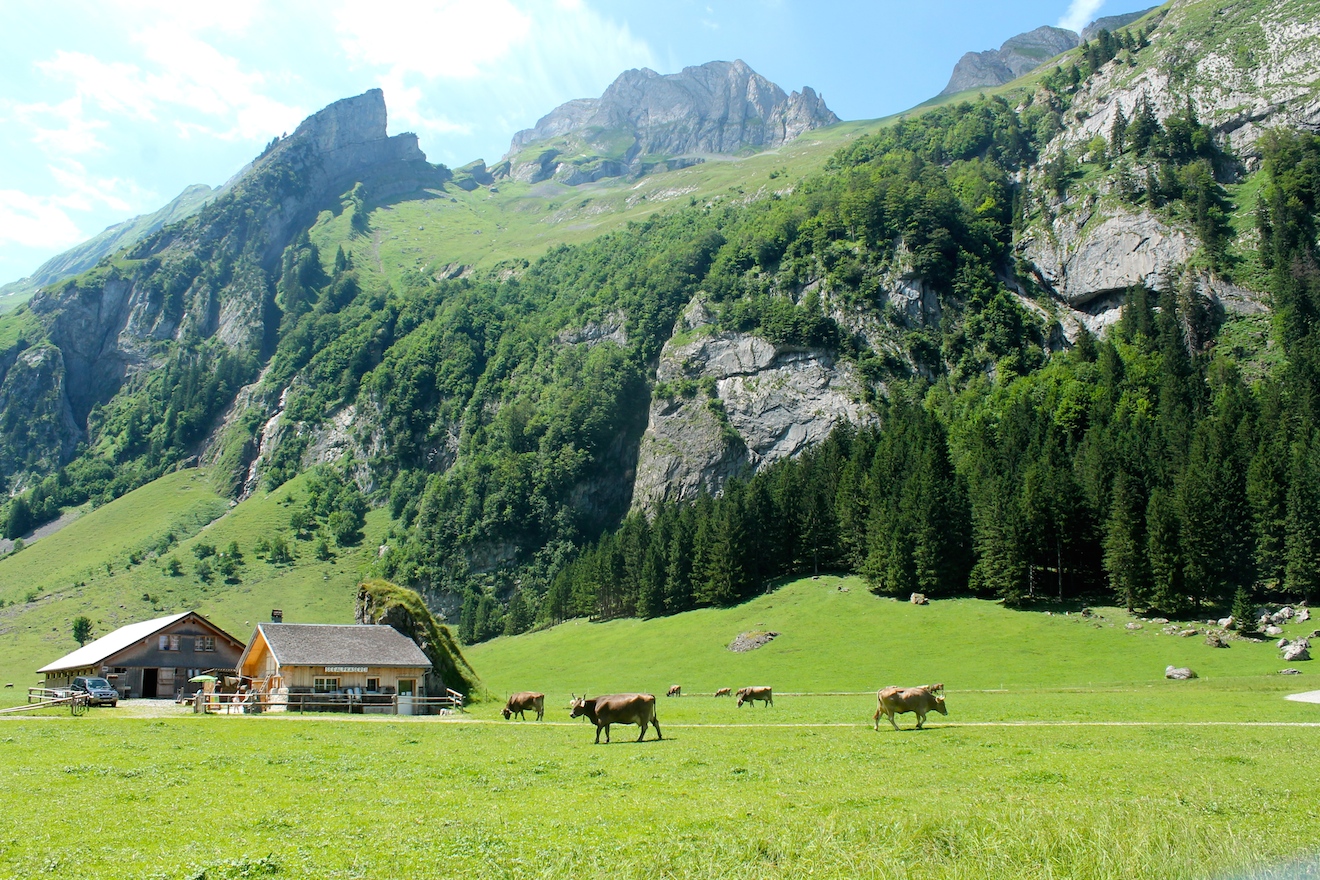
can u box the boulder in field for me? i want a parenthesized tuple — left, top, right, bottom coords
(1218, 616, 1234, 629)
(910, 593, 928, 605)
(1298, 608, 1311, 623)
(1279, 668, 1302, 675)
(1205, 631, 1229, 648)
(1266, 625, 1284, 636)
(1126, 622, 1143, 630)
(1165, 666, 1198, 680)
(1283, 643, 1312, 662)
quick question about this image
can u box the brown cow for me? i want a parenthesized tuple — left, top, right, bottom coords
(667, 684, 682, 697)
(569, 693, 662, 743)
(736, 686, 773, 707)
(873, 685, 947, 730)
(714, 687, 731, 697)
(501, 691, 545, 721)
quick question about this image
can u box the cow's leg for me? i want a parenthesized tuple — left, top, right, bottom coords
(594, 724, 602, 744)
(916, 711, 926, 730)
(653, 716, 662, 741)
(536, 706, 543, 721)
(604, 723, 611, 743)
(887, 709, 899, 731)
(767, 695, 773, 707)
(637, 720, 647, 742)
(873, 703, 881, 731)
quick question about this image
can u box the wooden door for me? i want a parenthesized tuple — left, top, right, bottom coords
(142, 668, 158, 699)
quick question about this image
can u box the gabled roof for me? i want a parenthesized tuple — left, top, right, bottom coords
(38, 611, 242, 674)
(240, 624, 431, 670)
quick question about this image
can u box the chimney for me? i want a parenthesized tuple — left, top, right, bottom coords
(271, 609, 283, 623)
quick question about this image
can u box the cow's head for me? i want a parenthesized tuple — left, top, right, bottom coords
(501, 706, 512, 720)
(736, 688, 747, 707)
(569, 694, 589, 718)
(933, 694, 948, 715)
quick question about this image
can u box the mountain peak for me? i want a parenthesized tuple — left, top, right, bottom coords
(939, 7, 1157, 97)
(505, 59, 839, 185)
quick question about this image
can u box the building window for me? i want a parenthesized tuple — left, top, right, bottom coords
(313, 678, 339, 694)
(366, 677, 380, 692)
(170, 634, 181, 651)
(194, 636, 215, 652)
(159, 635, 181, 651)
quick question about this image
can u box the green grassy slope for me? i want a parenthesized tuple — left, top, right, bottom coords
(468, 575, 1317, 698)
(0, 469, 387, 687)
(316, 119, 881, 286)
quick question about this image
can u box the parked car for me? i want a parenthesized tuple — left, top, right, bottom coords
(70, 676, 119, 707)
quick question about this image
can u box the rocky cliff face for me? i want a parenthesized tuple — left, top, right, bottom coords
(1045, 0, 1320, 158)
(0, 90, 447, 489)
(506, 60, 838, 185)
(939, 8, 1158, 97)
(631, 299, 874, 508)
(1022, 208, 1194, 307)
(943, 26, 1081, 96)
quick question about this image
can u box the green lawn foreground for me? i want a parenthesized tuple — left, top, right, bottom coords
(2, 573, 1320, 878)
(0, 707, 1317, 880)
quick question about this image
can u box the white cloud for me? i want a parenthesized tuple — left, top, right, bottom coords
(1058, 0, 1107, 33)
(27, 13, 305, 146)
(0, 191, 87, 250)
(10, 96, 109, 155)
(335, 1, 533, 80)
(333, 0, 656, 158)
(46, 159, 152, 215)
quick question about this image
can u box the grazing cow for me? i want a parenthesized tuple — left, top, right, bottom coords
(569, 693, 662, 743)
(667, 684, 682, 697)
(736, 686, 773, 707)
(501, 691, 545, 721)
(873, 685, 947, 731)
(714, 687, 731, 697)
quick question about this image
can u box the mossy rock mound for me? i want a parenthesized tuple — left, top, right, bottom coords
(356, 579, 482, 698)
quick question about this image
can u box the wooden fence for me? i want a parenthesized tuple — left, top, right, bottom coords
(200, 687, 466, 716)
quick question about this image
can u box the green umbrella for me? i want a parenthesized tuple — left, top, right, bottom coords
(188, 674, 218, 683)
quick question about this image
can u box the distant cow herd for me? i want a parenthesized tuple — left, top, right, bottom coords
(501, 681, 948, 742)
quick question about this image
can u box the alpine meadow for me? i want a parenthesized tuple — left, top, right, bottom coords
(2, 1, 1320, 878)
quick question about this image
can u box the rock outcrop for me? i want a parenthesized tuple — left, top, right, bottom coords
(356, 579, 482, 696)
(631, 298, 873, 509)
(506, 60, 838, 185)
(1045, 1, 1320, 158)
(1022, 208, 1194, 307)
(939, 8, 1158, 97)
(1081, 7, 1158, 42)
(942, 26, 1081, 96)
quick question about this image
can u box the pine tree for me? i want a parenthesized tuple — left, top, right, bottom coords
(1104, 470, 1148, 611)
(1145, 487, 1183, 613)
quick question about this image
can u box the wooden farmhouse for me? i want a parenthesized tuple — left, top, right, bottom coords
(38, 611, 245, 698)
(237, 623, 432, 711)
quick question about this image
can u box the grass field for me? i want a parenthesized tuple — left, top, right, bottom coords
(3, 573, 1320, 878)
(0, 468, 387, 688)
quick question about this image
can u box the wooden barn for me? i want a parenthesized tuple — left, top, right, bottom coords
(236, 623, 432, 711)
(38, 611, 245, 698)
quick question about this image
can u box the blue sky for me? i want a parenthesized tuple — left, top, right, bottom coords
(0, 0, 1117, 284)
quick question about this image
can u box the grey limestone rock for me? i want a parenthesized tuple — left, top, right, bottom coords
(1283, 642, 1312, 662)
(1165, 666, 1197, 680)
(631, 315, 875, 508)
(1023, 209, 1193, 307)
(1081, 8, 1158, 42)
(941, 26, 1080, 96)
(507, 60, 838, 184)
